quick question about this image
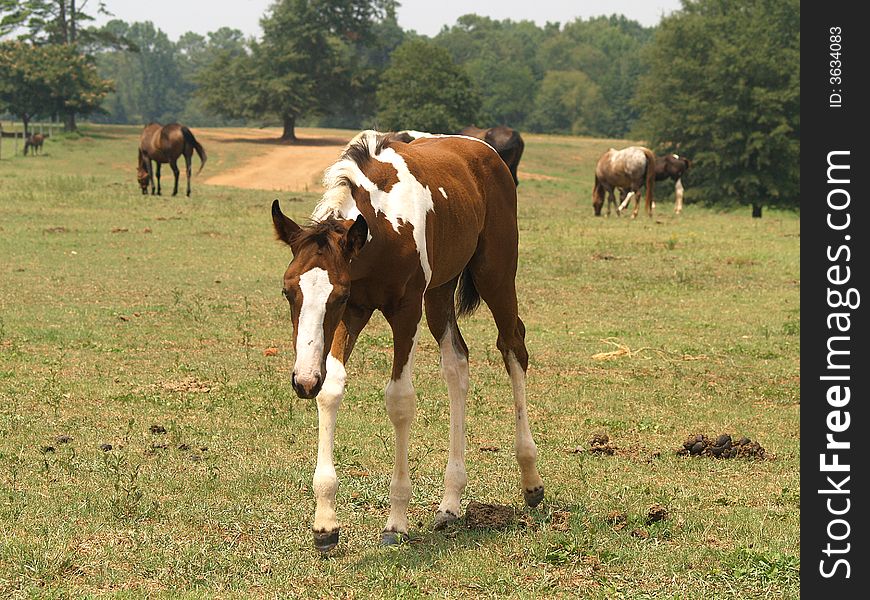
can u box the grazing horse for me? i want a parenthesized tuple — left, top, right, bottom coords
(23, 133, 45, 156)
(459, 125, 525, 186)
(137, 123, 206, 197)
(592, 146, 656, 218)
(272, 130, 544, 552)
(655, 153, 692, 214)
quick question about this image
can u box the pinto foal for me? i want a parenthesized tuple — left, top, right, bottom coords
(272, 130, 544, 552)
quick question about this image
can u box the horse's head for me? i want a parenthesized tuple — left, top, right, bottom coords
(272, 199, 367, 399)
(137, 153, 149, 194)
(592, 177, 605, 216)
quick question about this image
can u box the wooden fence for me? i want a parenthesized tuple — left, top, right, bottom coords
(0, 122, 57, 159)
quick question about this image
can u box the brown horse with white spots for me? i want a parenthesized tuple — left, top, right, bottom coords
(137, 123, 206, 197)
(271, 130, 544, 552)
(592, 146, 657, 218)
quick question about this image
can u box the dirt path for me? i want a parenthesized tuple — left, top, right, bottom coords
(196, 128, 559, 192)
(200, 129, 352, 193)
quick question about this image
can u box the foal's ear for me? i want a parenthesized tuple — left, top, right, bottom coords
(341, 215, 368, 258)
(272, 199, 301, 249)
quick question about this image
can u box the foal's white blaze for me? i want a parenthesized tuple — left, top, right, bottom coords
(438, 186, 448, 199)
(294, 267, 333, 386)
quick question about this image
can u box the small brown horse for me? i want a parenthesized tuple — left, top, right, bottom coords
(23, 133, 45, 156)
(137, 123, 206, 196)
(459, 125, 525, 186)
(272, 130, 543, 552)
(655, 153, 692, 214)
(592, 146, 656, 218)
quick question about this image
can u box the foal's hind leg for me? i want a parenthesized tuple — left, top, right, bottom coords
(425, 278, 469, 529)
(472, 264, 544, 507)
(170, 160, 180, 196)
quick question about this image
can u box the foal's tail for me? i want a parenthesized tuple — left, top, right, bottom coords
(643, 148, 656, 215)
(456, 266, 481, 318)
(181, 126, 207, 174)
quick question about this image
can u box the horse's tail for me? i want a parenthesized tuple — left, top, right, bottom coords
(181, 126, 207, 174)
(456, 266, 481, 318)
(643, 148, 656, 215)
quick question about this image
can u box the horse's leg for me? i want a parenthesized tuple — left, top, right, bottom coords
(311, 304, 373, 553)
(619, 190, 634, 215)
(156, 163, 163, 195)
(629, 187, 640, 218)
(147, 160, 156, 195)
(185, 152, 192, 197)
(424, 278, 469, 530)
(380, 291, 425, 545)
(607, 186, 616, 216)
(674, 178, 684, 214)
(170, 160, 180, 196)
(471, 260, 544, 507)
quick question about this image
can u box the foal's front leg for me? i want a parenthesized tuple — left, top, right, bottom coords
(381, 302, 423, 545)
(311, 307, 371, 553)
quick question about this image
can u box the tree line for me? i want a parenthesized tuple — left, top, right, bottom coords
(1, 0, 799, 210)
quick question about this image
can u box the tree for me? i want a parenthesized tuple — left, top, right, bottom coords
(0, 41, 111, 133)
(434, 15, 546, 128)
(197, 0, 397, 141)
(376, 39, 480, 132)
(633, 0, 800, 215)
(95, 20, 186, 123)
(536, 15, 653, 137)
(1, 1, 124, 130)
(527, 70, 610, 136)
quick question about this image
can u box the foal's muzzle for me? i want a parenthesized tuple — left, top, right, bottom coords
(292, 372, 323, 399)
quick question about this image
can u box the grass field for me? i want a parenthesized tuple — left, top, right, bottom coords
(0, 125, 799, 598)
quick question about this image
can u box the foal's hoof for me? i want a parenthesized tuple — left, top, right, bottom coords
(524, 485, 545, 508)
(433, 510, 459, 531)
(313, 529, 339, 554)
(379, 530, 410, 546)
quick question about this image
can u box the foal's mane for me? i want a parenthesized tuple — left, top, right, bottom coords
(312, 130, 398, 222)
(293, 218, 348, 252)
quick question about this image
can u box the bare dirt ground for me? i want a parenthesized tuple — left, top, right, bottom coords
(199, 128, 352, 193)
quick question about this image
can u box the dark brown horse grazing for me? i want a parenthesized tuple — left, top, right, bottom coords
(655, 153, 692, 214)
(23, 133, 45, 156)
(137, 123, 206, 196)
(272, 130, 543, 552)
(459, 125, 525, 186)
(592, 146, 657, 218)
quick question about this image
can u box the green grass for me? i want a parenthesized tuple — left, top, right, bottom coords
(0, 125, 799, 598)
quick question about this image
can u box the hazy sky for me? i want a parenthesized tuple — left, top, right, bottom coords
(93, 0, 684, 41)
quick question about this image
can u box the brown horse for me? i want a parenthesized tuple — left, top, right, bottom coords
(459, 125, 525, 186)
(592, 146, 657, 218)
(655, 153, 692, 214)
(137, 123, 206, 196)
(23, 133, 45, 156)
(272, 130, 543, 552)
